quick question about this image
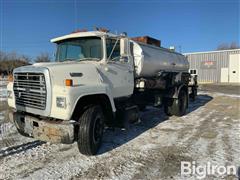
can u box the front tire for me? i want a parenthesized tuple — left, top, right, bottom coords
(77, 105, 104, 155)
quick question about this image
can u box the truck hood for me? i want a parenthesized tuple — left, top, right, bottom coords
(14, 61, 102, 87)
(32, 61, 98, 69)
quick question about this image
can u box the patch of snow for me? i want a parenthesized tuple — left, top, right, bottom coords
(0, 91, 239, 179)
(0, 87, 7, 101)
(199, 91, 240, 98)
(0, 122, 15, 140)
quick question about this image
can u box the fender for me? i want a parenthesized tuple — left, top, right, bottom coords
(173, 84, 188, 99)
(70, 85, 116, 118)
(172, 84, 189, 108)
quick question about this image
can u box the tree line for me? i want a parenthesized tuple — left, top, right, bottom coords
(216, 42, 239, 50)
(0, 51, 51, 75)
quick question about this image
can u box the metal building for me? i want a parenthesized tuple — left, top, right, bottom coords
(184, 49, 240, 83)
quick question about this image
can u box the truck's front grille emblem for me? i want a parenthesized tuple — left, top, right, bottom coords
(13, 72, 47, 110)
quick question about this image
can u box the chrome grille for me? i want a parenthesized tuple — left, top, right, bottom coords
(13, 72, 46, 110)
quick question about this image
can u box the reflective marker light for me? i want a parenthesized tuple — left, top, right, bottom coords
(65, 79, 73, 86)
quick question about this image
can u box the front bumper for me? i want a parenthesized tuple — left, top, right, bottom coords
(9, 110, 75, 144)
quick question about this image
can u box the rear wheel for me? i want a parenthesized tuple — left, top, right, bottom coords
(77, 105, 104, 155)
(190, 87, 197, 101)
(164, 97, 173, 116)
(138, 104, 146, 111)
(164, 89, 188, 117)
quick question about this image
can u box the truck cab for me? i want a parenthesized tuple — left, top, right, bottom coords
(7, 31, 135, 155)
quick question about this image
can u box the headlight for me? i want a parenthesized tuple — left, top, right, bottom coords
(7, 90, 13, 99)
(56, 97, 66, 108)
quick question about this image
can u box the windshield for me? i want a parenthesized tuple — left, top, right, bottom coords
(56, 37, 102, 62)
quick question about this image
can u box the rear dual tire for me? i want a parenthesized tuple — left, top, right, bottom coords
(190, 87, 197, 101)
(138, 105, 146, 111)
(164, 90, 188, 117)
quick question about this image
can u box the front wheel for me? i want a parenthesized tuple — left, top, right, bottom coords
(77, 105, 105, 155)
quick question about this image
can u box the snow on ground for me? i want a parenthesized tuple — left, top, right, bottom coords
(0, 91, 239, 179)
(199, 90, 240, 98)
(0, 88, 7, 102)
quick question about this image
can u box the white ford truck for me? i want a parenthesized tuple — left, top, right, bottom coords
(8, 30, 197, 155)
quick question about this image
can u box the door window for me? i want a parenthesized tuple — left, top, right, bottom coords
(106, 39, 120, 61)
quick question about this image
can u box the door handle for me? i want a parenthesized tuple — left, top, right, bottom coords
(128, 69, 134, 73)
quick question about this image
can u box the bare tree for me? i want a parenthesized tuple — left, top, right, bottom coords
(0, 60, 29, 75)
(35, 53, 51, 63)
(229, 42, 239, 49)
(19, 55, 31, 63)
(0, 51, 6, 61)
(217, 43, 229, 50)
(0, 51, 30, 75)
(217, 42, 239, 50)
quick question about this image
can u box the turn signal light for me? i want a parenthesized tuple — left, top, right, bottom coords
(65, 79, 73, 86)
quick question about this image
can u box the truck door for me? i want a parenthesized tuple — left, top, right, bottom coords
(101, 38, 134, 98)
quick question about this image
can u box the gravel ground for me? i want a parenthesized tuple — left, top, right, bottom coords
(199, 83, 240, 95)
(0, 87, 239, 179)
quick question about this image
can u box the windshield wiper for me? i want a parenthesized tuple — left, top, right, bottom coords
(62, 58, 75, 62)
(60, 57, 100, 62)
(76, 57, 100, 61)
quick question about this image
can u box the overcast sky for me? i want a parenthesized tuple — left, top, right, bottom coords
(0, 0, 239, 58)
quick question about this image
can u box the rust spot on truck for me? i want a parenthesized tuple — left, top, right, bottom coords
(33, 127, 62, 143)
(10, 111, 75, 144)
(33, 124, 74, 144)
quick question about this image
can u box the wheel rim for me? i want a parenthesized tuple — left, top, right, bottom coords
(93, 116, 104, 144)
